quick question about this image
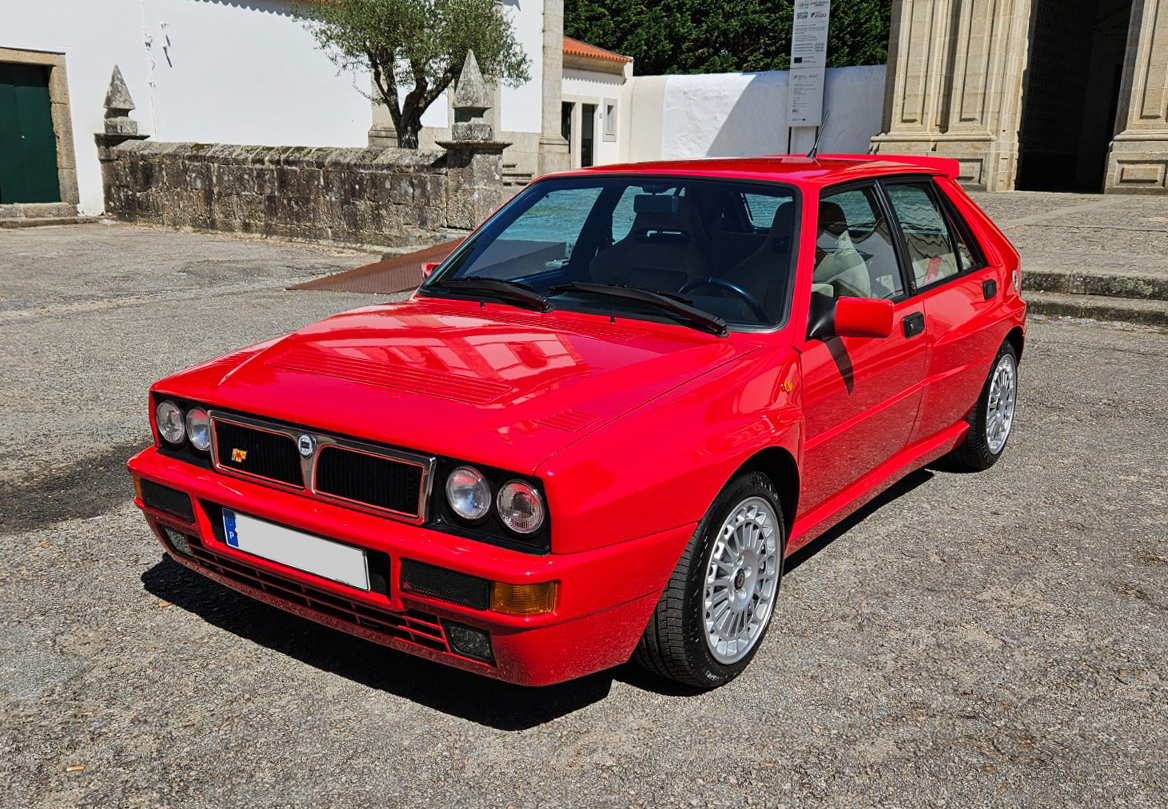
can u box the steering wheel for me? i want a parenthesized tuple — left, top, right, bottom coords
(679, 277, 770, 322)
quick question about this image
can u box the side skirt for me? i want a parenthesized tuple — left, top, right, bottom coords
(787, 421, 968, 555)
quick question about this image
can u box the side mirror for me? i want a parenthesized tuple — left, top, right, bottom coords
(808, 293, 894, 340)
(421, 261, 440, 281)
(834, 296, 894, 338)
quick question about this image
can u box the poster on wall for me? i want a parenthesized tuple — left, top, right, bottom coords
(789, 0, 831, 127)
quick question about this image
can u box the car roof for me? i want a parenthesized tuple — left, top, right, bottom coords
(553, 154, 959, 188)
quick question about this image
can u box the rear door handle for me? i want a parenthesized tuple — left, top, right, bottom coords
(903, 312, 925, 338)
(982, 278, 998, 300)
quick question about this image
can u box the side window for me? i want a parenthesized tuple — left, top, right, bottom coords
(815, 186, 904, 300)
(884, 183, 960, 287)
(743, 193, 781, 230)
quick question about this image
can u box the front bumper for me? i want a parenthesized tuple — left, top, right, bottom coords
(128, 447, 692, 686)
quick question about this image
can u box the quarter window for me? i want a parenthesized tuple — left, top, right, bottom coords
(884, 183, 960, 288)
(814, 186, 904, 300)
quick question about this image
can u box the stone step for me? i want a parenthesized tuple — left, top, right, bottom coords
(0, 216, 98, 229)
(1025, 291, 1168, 328)
(1024, 268, 1168, 302)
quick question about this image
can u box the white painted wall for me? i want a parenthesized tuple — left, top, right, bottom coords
(497, 0, 543, 134)
(629, 64, 886, 161)
(2, 0, 371, 214)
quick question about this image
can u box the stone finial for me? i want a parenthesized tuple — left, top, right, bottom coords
(451, 51, 494, 142)
(452, 50, 490, 117)
(96, 64, 148, 158)
(104, 66, 135, 116)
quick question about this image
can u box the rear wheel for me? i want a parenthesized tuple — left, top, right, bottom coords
(944, 340, 1018, 471)
(633, 472, 785, 689)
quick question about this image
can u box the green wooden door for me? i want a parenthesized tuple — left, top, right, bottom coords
(0, 62, 61, 204)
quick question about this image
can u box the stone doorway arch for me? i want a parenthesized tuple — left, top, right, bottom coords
(870, 0, 1168, 193)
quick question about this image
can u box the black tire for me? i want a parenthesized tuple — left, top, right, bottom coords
(944, 340, 1019, 471)
(633, 471, 786, 689)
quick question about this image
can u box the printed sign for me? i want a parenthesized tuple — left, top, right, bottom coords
(789, 0, 831, 126)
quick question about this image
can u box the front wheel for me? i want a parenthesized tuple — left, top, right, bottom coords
(944, 340, 1018, 471)
(633, 472, 785, 689)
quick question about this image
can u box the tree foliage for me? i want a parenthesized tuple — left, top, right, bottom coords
(300, 0, 530, 148)
(564, 0, 891, 75)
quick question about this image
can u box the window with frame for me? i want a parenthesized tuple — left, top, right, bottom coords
(814, 185, 904, 300)
(884, 182, 962, 288)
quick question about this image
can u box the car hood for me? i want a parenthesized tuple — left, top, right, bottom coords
(160, 298, 758, 472)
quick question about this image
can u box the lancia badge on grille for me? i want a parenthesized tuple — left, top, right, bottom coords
(231, 448, 248, 463)
(297, 433, 317, 457)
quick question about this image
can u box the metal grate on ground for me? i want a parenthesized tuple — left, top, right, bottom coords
(290, 239, 460, 294)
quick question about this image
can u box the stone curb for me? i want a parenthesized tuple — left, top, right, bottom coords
(1024, 291, 1168, 328)
(0, 216, 99, 229)
(1024, 269, 1168, 302)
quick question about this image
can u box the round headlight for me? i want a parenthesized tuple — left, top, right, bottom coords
(185, 407, 211, 452)
(155, 400, 185, 445)
(497, 480, 545, 534)
(446, 466, 491, 521)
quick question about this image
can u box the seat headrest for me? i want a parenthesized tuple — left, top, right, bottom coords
(817, 201, 849, 238)
(767, 203, 795, 250)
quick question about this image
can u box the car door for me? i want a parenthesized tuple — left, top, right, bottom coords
(798, 182, 928, 514)
(880, 179, 1003, 442)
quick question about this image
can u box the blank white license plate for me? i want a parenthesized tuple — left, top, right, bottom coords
(222, 509, 370, 591)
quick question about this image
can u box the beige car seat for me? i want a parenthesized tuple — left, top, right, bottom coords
(813, 202, 871, 298)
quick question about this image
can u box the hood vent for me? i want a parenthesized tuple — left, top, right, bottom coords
(533, 409, 599, 432)
(270, 347, 511, 405)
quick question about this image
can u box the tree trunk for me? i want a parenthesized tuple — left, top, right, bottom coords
(398, 115, 422, 149)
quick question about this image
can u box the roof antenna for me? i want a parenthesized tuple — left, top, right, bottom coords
(806, 112, 830, 159)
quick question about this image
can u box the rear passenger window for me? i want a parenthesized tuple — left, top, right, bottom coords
(884, 183, 960, 287)
(814, 186, 904, 300)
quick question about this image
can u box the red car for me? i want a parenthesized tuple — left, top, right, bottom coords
(128, 155, 1025, 688)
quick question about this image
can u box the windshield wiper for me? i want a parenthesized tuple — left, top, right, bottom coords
(548, 282, 728, 337)
(429, 276, 552, 312)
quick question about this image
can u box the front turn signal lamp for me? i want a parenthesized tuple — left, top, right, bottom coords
(490, 581, 559, 616)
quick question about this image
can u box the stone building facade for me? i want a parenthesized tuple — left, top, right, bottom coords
(871, 0, 1168, 193)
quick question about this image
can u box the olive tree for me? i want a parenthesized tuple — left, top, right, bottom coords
(299, 0, 530, 148)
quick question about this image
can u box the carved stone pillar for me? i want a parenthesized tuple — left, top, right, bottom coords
(438, 52, 511, 230)
(1104, 0, 1168, 192)
(871, 0, 1033, 191)
(537, 0, 570, 174)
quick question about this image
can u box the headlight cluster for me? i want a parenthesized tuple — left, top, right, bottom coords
(154, 398, 211, 452)
(444, 464, 545, 536)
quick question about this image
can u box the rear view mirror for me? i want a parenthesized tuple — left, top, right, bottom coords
(808, 293, 894, 340)
(834, 296, 894, 338)
(421, 261, 440, 280)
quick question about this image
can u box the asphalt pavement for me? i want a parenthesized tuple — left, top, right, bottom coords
(1, 223, 1166, 808)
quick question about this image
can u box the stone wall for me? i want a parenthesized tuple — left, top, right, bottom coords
(101, 140, 482, 248)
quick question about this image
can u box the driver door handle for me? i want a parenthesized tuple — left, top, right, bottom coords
(903, 312, 925, 338)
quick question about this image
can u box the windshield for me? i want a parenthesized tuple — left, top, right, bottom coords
(422, 176, 799, 330)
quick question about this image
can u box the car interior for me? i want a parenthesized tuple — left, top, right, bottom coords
(443, 180, 800, 327)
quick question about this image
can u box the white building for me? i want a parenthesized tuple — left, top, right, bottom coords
(1, 0, 887, 220)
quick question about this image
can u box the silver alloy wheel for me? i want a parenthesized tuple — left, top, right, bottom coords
(703, 496, 780, 664)
(986, 353, 1017, 455)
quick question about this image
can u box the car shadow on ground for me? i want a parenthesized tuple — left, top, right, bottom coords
(785, 468, 934, 573)
(140, 467, 936, 728)
(141, 556, 620, 729)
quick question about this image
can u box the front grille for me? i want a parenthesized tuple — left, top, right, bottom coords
(314, 446, 424, 517)
(214, 420, 303, 487)
(186, 541, 450, 654)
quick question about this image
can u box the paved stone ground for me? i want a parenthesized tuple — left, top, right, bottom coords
(970, 191, 1168, 282)
(1, 223, 1166, 808)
